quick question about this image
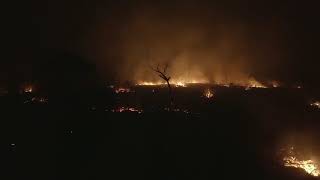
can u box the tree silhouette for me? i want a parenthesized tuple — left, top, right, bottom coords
(150, 63, 174, 109)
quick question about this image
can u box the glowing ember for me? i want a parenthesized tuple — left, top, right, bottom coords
(247, 79, 267, 89)
(281, 147, 320, 177)
(136, 78, 270, 89)
(203, 89, 214, 99)
(112, 107, 143, 113)
(310, 101, 320, 109)
(136, 81, 165, 86)
(137, 81, 186, 87)
(284, 156, 320, 176)
(114, 87, 131, 94)
(136, 79, 209, 87)
(270, 81, 280, 88)
(24, 86, 33, 93)
(217, 84, 230, 87)
(175, 82, 186, 87)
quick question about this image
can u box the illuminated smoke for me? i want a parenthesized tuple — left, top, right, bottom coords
(86, 2, 287, 86)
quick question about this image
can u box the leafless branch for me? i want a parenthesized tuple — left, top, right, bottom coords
(149, 62, 174, 109)
(150, 63, 171, 81)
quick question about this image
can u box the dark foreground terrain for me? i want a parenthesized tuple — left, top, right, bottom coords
(3, 85, 320, 180)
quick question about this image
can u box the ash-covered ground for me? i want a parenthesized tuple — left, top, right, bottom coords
(4, 85, 320, 180)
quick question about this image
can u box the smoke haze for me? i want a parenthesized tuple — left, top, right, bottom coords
(7, 0, 320, 88)
(82, 1, 295, 85)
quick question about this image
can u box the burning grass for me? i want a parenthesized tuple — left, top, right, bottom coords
(203, 88, 214, 99)
(136, 79, 209, 87)
(136, 78, 273, 89)
(282, 147, 320, 177)
(23, 85, 33, 93)
(114, 87, 132, 94)
(136, 81, 187, 87)
(310, 101, 320, 109)
(284, 156, 320, 177)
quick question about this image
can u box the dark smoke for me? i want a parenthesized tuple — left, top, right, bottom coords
(7, 0, 320, 89)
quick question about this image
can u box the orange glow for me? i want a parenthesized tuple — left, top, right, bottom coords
(136, 77, 269, 89)
(24, 85, 33, 93)
(270, 81, 280, 88)
(282, 147, 320, 177)
(175, 82, 187, 87)
(135, 76, 286, 90)
(203, 89, 214, 99)
(284, 156, 320, 176)
(310, 101, 320, 109)
(136, 81, 165, 86)
(114, 87, 131, 94)
(247, 79, 267, 88)
(136, 79, 209, 87)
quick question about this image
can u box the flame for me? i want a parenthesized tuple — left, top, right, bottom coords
(310, 101, 320, 109)
(284, 156, 320, 176)
(203, 89, 214, 99)
(270, 81, 280, 88)
(247, 79, 267, 88)
(174, 82, 186, 87)
(24, 85, 33, 93)
(136, 81, 185, 87)
(136, 82, 187, 87)
(136, 78, 209, 87)
(136, 78, 270, 89)
(136, 81, 165, 86)
(281, 146, 320, 177)
(216, 83, 230, 87)
(114, 87, 131, 94)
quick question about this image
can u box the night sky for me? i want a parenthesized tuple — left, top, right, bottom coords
(5, 0, 320, 90)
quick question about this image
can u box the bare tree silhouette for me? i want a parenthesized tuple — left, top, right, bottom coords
(150, 63, 174, 109)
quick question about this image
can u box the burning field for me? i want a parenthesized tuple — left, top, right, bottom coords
(4, 79, 320, 180)
(284, 156, 320, 177)
(107, 82, 320, 178)
(281, 147, 320, 177)
(6, 0, 320, 179)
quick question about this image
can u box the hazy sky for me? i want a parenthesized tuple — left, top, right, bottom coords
(6, 0, 320, 88)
